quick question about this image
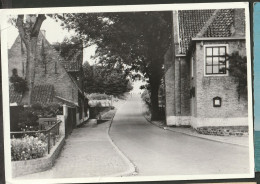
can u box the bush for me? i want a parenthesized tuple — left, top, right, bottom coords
(11, 134, 47, 161)
(18, 103, 63, 131)
(87, 93, 112, 100)
(141, 90, 151, 107)
(18, 110, 39, 131)
(9, 69, 28, 93)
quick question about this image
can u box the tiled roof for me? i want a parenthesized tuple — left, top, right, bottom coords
(9, 85, 23, 104)
(178, 9, 235, 54)
(54, 96, 78, 107)
(31, 84, 55, 105)
(203, 9, 234, 37)
(178, 10, 215, 54)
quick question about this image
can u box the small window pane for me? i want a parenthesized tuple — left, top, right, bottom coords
(206, 66, 212, 74)
(219, 57, 226, 64)
(219, 65, 226, 73)
(219, 47, 226, 55)
(213, 65, 219, 73)
(206, 48, 212, 56)
(206, 57, 212, 65)
(213, 57, 218, 65)
(213, 48, 219, 55)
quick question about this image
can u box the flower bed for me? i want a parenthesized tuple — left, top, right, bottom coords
(12, 136, 65, 178)
(11, 121, 61, 161)
(11, 134, 47, 161)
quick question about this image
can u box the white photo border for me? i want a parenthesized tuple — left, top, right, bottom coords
(0, 2, 254, 183)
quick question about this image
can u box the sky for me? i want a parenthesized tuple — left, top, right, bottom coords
(254, 3, 260, 130)
(6, 15, 145, 94)
(7, 16, 96, 64)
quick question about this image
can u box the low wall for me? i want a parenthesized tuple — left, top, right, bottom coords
(12, 136, 65, 178)
(191, 117, 248, 128)
(166, 116, 191, 126)
(196, 126, 248, 136)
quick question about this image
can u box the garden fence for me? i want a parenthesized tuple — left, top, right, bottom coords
(10, 120, 61, 154)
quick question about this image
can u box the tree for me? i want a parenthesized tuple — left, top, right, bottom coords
(83, 61, 133, 96)
(59, 12, 172, 120)
(14, 14, 46, 105)
(226, 52, 247, 99)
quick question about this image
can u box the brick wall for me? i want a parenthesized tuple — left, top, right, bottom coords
(8, 37, 26, 78)
(8, 32, 79, 105)
(35, 33, 78, 104)
(194, 40, 247, 119)
(12, 136, 65, 178)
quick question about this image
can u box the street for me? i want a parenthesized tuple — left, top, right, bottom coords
(17, 94, 250, 179)
(109, 94, 250, 176)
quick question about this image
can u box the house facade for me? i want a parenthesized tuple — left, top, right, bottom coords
(164, 9, 248, 135)
(8, 30, 89, 126)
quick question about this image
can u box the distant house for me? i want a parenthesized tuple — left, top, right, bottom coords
(164, 9, 248, 135)
(8, 30, 89, 125)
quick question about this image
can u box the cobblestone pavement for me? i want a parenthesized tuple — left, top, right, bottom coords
(17, 120, 133, 179)
(109, 94, 251, 176)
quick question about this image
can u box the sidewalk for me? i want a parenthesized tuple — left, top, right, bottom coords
(18, 119, 135, 179)
(149, 120, 249, 147)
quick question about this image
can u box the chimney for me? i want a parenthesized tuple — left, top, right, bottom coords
(232, 9, 245, 37)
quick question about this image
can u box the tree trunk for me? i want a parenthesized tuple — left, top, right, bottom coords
(16, 14, 46, 105)
(25, 38, 37, 105)
(150, 81, 160, 120)
(149, 58, 163, 121)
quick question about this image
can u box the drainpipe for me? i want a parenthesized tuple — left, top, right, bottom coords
(179, 57, 181, 115)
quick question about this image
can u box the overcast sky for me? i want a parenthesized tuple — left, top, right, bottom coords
(7, 16, 96, 65)
(6, 15, 145, 93)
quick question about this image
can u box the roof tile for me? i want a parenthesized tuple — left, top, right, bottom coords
(31, 84, 55, 105)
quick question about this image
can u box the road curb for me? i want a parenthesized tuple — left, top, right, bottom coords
(142, 111, 248, 148)
(106, 111, 137, 177)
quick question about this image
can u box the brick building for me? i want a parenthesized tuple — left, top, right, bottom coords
(164, 9, 248, 135)
(8, 30, 89, 125)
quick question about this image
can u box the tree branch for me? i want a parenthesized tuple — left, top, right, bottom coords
(16, 15, 28, 45)
(31, 14, 46, 37)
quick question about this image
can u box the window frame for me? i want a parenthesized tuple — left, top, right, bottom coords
(204, 44, 229, 76)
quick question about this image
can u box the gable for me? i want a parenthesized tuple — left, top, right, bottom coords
(178, 9, 245, 55)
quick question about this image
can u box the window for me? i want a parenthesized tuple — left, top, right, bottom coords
(205, 46, 227, 75)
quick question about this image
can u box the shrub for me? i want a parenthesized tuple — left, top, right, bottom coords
(11, 134, 47, 161)
(18, 103, 63, 131)
(141, 90, 151, 107)
(18, 110, 39, 131)
(9, 69, 28, 93)
(87, 93, 112, 100)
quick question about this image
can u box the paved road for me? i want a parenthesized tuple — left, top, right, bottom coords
(109, 94, 250, 176)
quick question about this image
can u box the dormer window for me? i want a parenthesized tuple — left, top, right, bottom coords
(205, 45, 228, 76)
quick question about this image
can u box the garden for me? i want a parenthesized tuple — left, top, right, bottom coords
(10, 103, 63, 161)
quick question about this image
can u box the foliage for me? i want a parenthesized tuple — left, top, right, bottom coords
(18, 110, 39, 131)
(9, 69, 28, 93)
(58, 12, 172, 120)
(226, 52, 247, 97)
(141, 89, 151, 107)
(87, 93, 112, 100)
(11, 134, 47, 161)
(18, 103, 62, 131)
(83, 62, 133, 96)
(52, 37, 83, 61)
(32, 102, 63, 117)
